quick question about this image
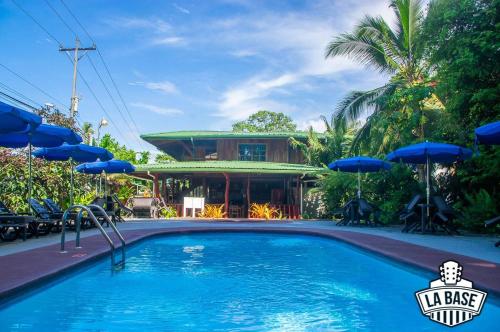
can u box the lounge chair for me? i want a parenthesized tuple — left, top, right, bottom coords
(358, 198, 382, 226)
(111, 194, 134, 221)
(42, 198, 88, 229)
(129, 197, 159, 218)
(400, 194, 422, 233)
(431, 195, 460, 234)
(89, 197, 115, 226)
(28, 198, 60, 234)
(334, 199, 358, 226)
(0, 201, 33, 241)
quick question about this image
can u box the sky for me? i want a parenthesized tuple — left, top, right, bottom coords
(0, 0, 394, 154)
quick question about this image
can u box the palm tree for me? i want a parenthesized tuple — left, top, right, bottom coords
(289, 115, 355, 167)
(325, 0, 430, 153)
(81, 122, 95, 145)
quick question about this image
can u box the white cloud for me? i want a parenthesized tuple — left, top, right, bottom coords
(173, 3, 190, 14)
(131, 102, 184, 115)
(230, 49, 258, 58)
(129, 80, 179, 94)
(211, 0, 395, 122)
(152, 36, 186, 46)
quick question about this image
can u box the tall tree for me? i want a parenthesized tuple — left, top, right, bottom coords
(232, 110, 297, 132)
(325, 0, 438, 154)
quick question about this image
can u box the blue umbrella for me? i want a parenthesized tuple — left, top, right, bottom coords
(76, 160, 135, 196)
(0, 123, 82, 212)
(386, 141, 472, 218)
(328, 156, 391, 198)
(475, 121, 500, 145)
(76, 160, 135, 174)
(0, 101, 42, 133)
(33, 144, 113, 205)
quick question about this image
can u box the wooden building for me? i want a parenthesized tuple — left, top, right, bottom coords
(133, 131, 324, 218)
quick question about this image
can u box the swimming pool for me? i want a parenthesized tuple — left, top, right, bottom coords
(0, 232, 498, 331)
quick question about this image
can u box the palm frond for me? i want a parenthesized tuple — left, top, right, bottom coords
(325, 31, 393, 73)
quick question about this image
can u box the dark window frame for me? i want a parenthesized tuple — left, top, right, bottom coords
(238, 143, 267, 161)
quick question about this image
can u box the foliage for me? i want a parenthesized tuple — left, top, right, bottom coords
(454, 189, 498, 232)
(159, 206, 178, 219)
(155, 153, 176, 163)
(422, 0, 499, 137)
(302, 188, 327, 219)
(0, 148, 93, 211)
(249, 203, 282, 220)
(232, 110, 297, 132)
(290, 115, 355, 166)
(99, 134, 149, 164)
(197, 204, 226, 218)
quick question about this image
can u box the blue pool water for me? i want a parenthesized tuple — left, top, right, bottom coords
(0, 232, 498, 331)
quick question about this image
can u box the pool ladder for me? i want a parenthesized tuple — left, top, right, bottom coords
(60, 204, 126, 269)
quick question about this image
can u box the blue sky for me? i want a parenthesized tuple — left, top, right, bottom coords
(0, 0, 393, 153)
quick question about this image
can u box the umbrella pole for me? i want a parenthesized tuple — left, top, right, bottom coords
(70, 158, 74, 206)
(426, 154, 430, 223)
(28, 142, 32, 214)
(357, 169, 361, 199)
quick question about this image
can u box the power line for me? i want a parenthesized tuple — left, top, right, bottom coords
(0, 62, 70, 110)
(0, 90, 39, 111)
(0, 82, 43, 108)
(87, 55, 145, 148)
(10, 0, 63, 47)
(59, 0, 146, 150)
(12, 0, 131, 145)
(43, 0, 78, 38)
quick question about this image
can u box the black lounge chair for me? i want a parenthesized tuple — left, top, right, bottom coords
(42, 198, 87, 229)
(431, 195, 460, 235)
(42, 198, 64, 218)
(334, 199, 358, 226)
(89, 197, 115, 226)
(111, 194, 134, 221)
(28, 198, 60, 234)
(358, 198, 382, 226)
(0, 201, 33, 241)
(400, 194, 422, 233)
(485, 216, 500, 247)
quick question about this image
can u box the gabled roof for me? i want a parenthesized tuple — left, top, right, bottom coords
(134, 160, 325, 175)
(141, 130, 324, 141)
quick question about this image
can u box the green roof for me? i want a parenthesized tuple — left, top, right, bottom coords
(141, 130, 324, 141)
(134, 161, 325, 175)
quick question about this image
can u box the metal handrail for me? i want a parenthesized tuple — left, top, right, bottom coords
(60, 204, 126, 268)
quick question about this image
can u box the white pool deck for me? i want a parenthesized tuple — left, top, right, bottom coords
(1, 219, 498, 263)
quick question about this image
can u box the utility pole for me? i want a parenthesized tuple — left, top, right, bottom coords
(59, 37, 96, 118)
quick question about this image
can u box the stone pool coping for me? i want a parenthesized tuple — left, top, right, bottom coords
(0, 225, 499, 301)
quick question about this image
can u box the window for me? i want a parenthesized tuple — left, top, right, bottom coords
(238, 144, 266, 161)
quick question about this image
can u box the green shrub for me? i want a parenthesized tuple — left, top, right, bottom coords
(159, 206, 178, 219)
(455, 189, 498, 232)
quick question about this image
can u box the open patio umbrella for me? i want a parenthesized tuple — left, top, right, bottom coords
(0, 101, 41, 133)
(0, 124, 82, 212)
(33, 144, 113, 205)
(475, 121, 500, 145)
(386, 141, 472, 219)
(328, 156, 391, 198)
(76, 160, 135, 196)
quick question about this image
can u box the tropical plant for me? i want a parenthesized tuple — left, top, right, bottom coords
(290, 115, 356, 166)
(159, 206, 178, 219)
(249, 203, 282, 220)
(197, 204, 226, 218)
(325, 0, 440, 154)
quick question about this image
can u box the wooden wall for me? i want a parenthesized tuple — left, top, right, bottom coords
(216, 139, 303, 163)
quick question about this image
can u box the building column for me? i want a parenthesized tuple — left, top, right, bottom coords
(153, 174, 160, 198)
(224, 173, 230, 217)
(246, 176, 251, 217)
